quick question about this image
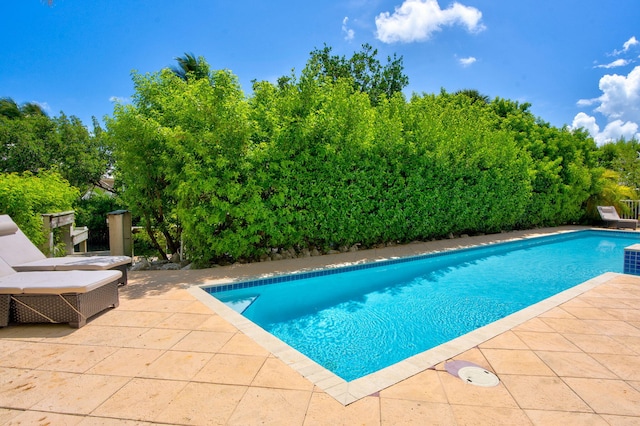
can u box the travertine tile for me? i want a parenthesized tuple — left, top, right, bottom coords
(560, 306, 618, 320)
(153, 312, 211, 330)
(612, 335, 640, 353)
(589, 353, 640, 380)
(513, 331, 581, 352)
(92, 378, 187, 422)
(124, 327, 189, 350)
(139, 350, 212, 381)
(31, 374, 129, 415)
(178, 300, 218, 314)
(563, 333, 637, 355)
(170, 330, 234, 352)
(580, 296, 637, 309)
(511, 318, 555, 333)
(604, 308, 640, 322)
(219, 333, 270, 357)
(535, 351, 617, 379)
(564, 377, 640, 417)
(38, 345, 118, 373)
(479, 330, 528, 350)
(380, 398, 455, 425)
(193, 353, 265, 385)
(524, 409, 608, 425)
(600, 415, 640, 426)
(226, 387, 312, 425)
(0, 343, 71, 369)
(583, 319, 640, 337)
(481, 349, 554, 376)
(499, 375, 591, 412)
(0, 408, 20, 425)
(115, 298, 194, 313)
(379, 369, 448, 403)
(79, 417, 154, 425)
(196, 314, 239, 332)
(0, 369, 78, 410)
(538, 307, 576, 319)
(55, 325, 148, 347)
(304, 392, 380, 426)
(451, 405, 532, 426)
(87, 347, 164, 377)
(540, 318, 595, 334)
(87, 310, 171, 327)
(4, 410, 85, 425)
(155, 382, 247, 425)
(251, 357, 314, 391)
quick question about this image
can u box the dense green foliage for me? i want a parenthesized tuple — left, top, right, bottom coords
(0, 170, 78, 247)
(107, 51, 607, 265)
(597, 138, 640, 191)
(8, 46, 639, 265)
(0, 98, 110, 192)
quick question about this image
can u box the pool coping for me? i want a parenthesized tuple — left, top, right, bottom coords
(188, 228, 632, 405)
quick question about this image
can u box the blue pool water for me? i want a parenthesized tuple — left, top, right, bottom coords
(206, 230, 639, 381)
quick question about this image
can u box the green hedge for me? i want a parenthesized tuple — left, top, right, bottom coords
(107, 64, 601, 264)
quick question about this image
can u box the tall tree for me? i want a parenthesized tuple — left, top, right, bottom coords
(0, 98, 21, 119)
(170, 53, 210, 82)
(0, 100, 109, 192)
(303, 43, 409, 105)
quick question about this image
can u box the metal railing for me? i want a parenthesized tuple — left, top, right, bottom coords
(620, 200, 640, 219)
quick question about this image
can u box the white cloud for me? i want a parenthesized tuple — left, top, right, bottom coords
(611, 36, 639, 56)
(375, 0, 485, 43)
(623, 36, 639, 52)
(459, 56, 476, 67)
(595, 59, 630, 69)
(571, 112, 600, 136)
(573, 65, 640, 144)
(342, 17, 355, 41)
(571, 113, 640, 145)
(595, 66, 640, 123)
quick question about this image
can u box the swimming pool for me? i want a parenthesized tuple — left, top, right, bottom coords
(200, 229, 638, 390)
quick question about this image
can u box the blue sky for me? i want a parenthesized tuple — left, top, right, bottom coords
(2, 0, 639, 144)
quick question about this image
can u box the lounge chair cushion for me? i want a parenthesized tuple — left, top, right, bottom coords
(0, 270, 122, 295)
(0, 216, 47, 265)
(12, 256, 131, 272)
(0, 221, 19, 236)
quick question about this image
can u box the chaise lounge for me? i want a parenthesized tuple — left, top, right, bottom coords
(0, 256, 121, 328)
(0, 215, 131, 285)
(596, 206, 638, 230)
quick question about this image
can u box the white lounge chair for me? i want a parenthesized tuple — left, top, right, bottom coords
(0, 256, 121, 328)
(0, 215, 131, 285)
(596, 206, 638, 230)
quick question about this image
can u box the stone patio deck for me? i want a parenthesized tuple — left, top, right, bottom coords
(1, 227, 640, 425)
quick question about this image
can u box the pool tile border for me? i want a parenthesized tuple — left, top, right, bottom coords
(201, 229, 632, 296)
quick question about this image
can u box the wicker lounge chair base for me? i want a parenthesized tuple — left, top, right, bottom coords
(0, 295, 9, 327)
(9, 280, 119, 328)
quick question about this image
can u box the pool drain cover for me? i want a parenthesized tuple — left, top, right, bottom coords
(457, 366, 500, 387)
